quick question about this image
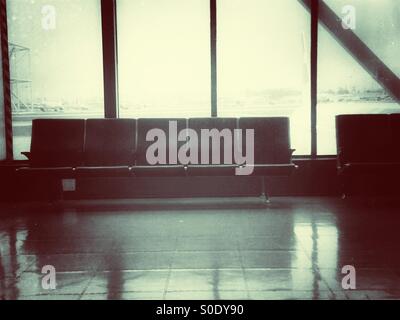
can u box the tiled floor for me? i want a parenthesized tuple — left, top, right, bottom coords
(1, 197, 400, 300)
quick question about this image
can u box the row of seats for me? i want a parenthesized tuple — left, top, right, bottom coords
(18, 118, 297, 178)
(336, 114, 400, 175)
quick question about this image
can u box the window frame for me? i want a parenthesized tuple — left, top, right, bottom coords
(101, 0, 119, 119)
(0, 0, 13, 161)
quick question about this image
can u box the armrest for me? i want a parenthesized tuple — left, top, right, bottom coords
(21, 152, 32, 160)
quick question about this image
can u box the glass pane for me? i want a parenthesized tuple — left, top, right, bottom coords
(117, 0, 211, 118)
(317, 1, 400, 155)
(324, 0, 400, 77)
(7, 0, 104, 160)
(217, 0, 311, 155)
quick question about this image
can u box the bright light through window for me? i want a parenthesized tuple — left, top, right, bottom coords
(7, 0, 104, 160)
(318, 0, 400, 155)
(117, 0, 211, 118)
(217, 0, 311, 155)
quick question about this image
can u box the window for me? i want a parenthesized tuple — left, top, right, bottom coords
(324, 0, 400, 77)
(117, 0, 211, 118)
(317, 0, 400, 155)
(217, 0, 311, 155)
(4, 0, 397, 160)
(7, 0, 104, 159)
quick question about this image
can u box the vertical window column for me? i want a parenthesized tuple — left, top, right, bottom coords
(0, 0, 11, 161)
(210, 0, 217, 117)
(0, 38, 7, 161)
(101, 0, 118, 118)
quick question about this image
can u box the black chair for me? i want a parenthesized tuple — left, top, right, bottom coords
(336, 114, 400, 197)
(17, 119, 86, 201)
(16, 117, 298, 203)
(238, 117, 297, 202)
(238, 117, 297, 176)
(336, 114, 392, 173)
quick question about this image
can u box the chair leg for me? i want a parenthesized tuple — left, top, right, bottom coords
(260, 176, 270, 204)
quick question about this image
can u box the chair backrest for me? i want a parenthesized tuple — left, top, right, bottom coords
(30, 119, 85, 167)
(136, 118, 187, 165)
(239, 117, 292, 164)
(188, 118, 237, 165)
(84, 119, 136, 166)
(336, 114, 392, 168)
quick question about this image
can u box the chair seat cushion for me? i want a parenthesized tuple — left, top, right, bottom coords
(76, 166, 132, 178)
(133, 165, 187, 177)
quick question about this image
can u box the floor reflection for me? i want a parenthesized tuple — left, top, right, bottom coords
(293, 215, 339, 300)
(0, 197, 400, 300)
